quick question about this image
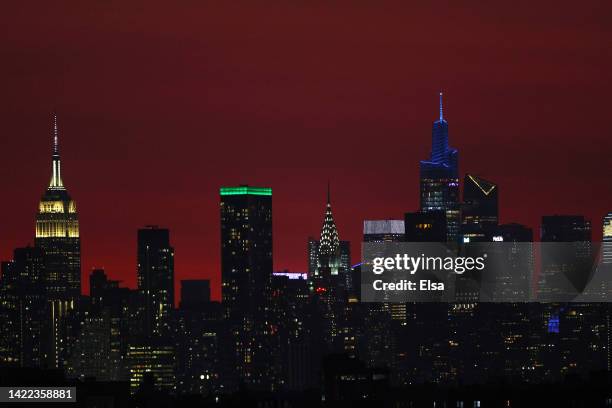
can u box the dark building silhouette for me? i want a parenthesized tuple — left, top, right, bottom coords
(179, 280, 211, 310)
(87, 268, 131, 381)
(0, 247, 46, 368)
(404, 210, 447, 242)
(455, 175, 499, 303)
(89, 268, 139, 323)
(173, 301, 223, 396)
(90, 268, 120, 305)
(220, 185, 276, 390)
(542, 215, 592, 243)
(479, 223, 534, 302)
(66, 268, 137, 382)
(462, 174, 498, 224)
(536, 216, 603, 381)
(322, 354, 390, 402)
(270, 274, 317, 391)
(67, 307, 116, 381)
(539, 215, 592, 301)
(419, 93, 460, 242)
(461, 174, 498, 242)
(220, 185, 272, 320)
(0, 261, 19, 366)
(495, 223, 533, 242)
(137, 226, 175, 337)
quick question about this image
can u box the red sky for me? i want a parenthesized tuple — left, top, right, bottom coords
(1, 2, 611, 301)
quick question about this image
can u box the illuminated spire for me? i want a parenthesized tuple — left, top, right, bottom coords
(439, 91, 444, 122)
(53, 113, 59, 157)
(49, 113, 64, 190)
(319, 183, 339, 256)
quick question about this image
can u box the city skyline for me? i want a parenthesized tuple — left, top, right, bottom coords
(2, 4, 612, 405)
(1, 3, 611, 301)
(1, 97, 610, 301)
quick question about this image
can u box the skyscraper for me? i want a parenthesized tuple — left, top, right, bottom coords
(307, 185, 351, 351)
(78, 268, 135, 381)
(541, 215, 592, 243)
(35, 114, 80, 302)
(137, 226, 175, 337)
(363, 220, 405, 242)
(539, 215, 592, 301)
(461, 174, 498, 242)
(220, 185, 276, 390)
(363, 220, 407, 321)
(482, 223, 534, 301)
(0, 261, 20, 366)
(220, 185, 273, 320)
(539, 216, 604, 377)
(319, 184, 341, 276)
(0, 247, 46, 367)
(419, 92, 460, 242)
(308, 185, 351, 291)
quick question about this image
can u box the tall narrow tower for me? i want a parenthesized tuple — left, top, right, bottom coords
(220, 185, 273, 320)
(461, 174, 499, 242)
(318, 183, 340, 274)
(137, 226, 175, 337)
(419, 92, 460, 242)
(308, 184, 351, 290)
(220, 185, 274, 390)
(35, 114, 81, 301)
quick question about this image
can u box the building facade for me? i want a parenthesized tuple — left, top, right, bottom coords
(419, 93, 460, 242)
(363, 220, 405, 242)
(220, 185, 277, 390)
(34, 114, 80, 302)
(539, 215, 592, 301)
(220, 186, 273, 320)
(461, 174, 498, 242)
(137, 226, 175, 337)
(308, 186, 351, 290)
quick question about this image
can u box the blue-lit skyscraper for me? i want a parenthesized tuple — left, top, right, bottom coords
(419, 92, 460, 242)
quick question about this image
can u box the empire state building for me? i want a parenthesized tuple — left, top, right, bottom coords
(35, 114, 80, 301)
